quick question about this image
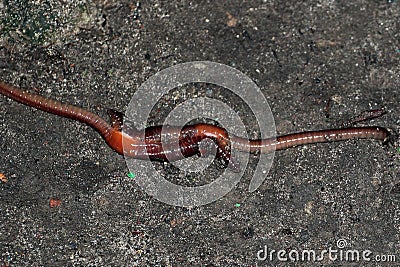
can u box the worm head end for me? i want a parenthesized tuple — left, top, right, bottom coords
(382, 127, 397, 146)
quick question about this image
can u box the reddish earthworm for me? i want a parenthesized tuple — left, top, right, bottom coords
(231, 127, 389, 154)
(0, 81, 390, 171)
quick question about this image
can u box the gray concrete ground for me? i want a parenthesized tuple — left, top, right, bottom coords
(0, 1, 400, 266)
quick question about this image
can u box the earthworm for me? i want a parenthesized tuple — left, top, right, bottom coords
(231, 127, 389, 154)
(0, 81, 390, 171)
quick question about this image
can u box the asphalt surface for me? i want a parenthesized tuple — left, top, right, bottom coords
(0, 1, 400, 266)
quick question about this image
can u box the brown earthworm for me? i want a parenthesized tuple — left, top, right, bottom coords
(0, 81, 390, 171)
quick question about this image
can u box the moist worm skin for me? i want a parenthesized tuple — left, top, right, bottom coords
(0, 81, 390, 170)
(231, 127, 390, 154)
(0, 81, 236, 168)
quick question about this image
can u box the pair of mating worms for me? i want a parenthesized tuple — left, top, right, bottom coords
(0, 81, 390, 171)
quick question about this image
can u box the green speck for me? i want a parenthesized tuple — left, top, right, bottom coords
(127, 172, 136, 179)
(397, 147, 400, 153)
(235, 203, 241, 207)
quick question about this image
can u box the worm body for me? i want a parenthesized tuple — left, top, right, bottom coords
(0, 81, 390, 171)
(231, 127, 389, 154)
